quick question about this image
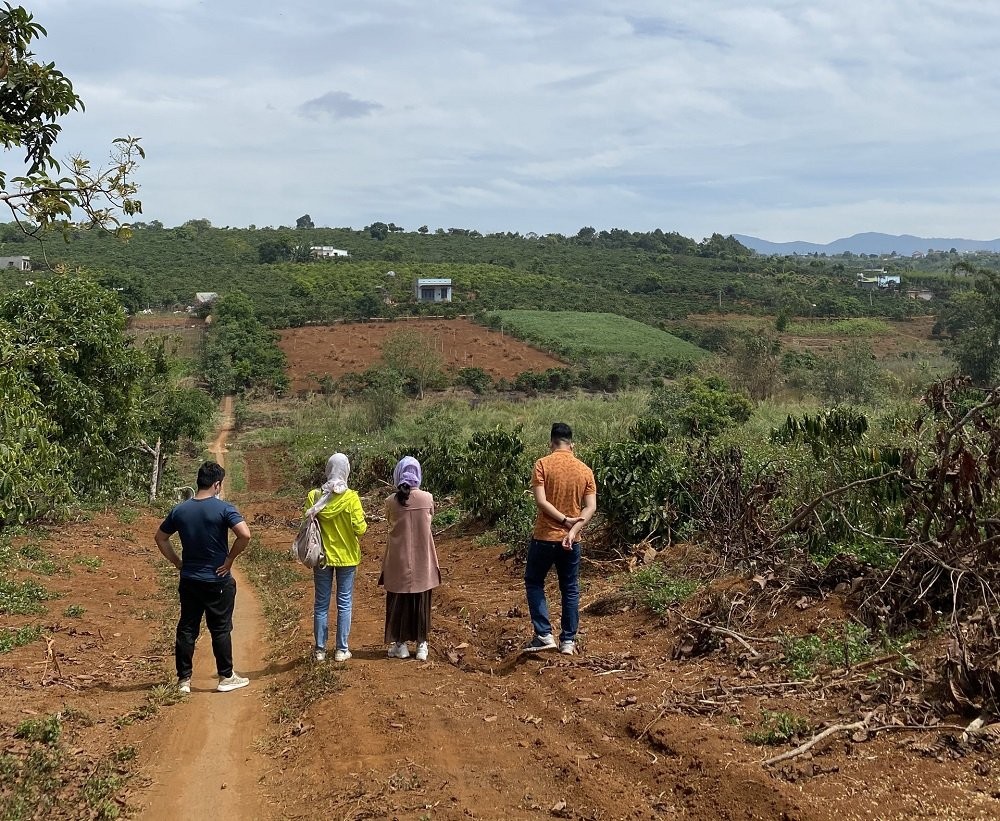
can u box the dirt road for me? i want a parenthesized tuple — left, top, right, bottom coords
(136, 396, 272, 820)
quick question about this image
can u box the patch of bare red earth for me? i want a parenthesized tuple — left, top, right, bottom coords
(278, 318, 565, 393)
(0, 511, 183, 815)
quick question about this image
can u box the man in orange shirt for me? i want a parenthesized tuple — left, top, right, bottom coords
(524, 422, 597, 654)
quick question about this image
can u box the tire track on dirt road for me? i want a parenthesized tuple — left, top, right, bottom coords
(136, 396, 273, 820)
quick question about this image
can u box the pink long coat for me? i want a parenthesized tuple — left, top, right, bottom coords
(381, 488, 441, 594)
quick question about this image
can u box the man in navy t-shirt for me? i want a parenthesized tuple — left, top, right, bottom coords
(155, 461, 252, 693)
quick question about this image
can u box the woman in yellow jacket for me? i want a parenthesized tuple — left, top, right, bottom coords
(304, 453, 367, 663)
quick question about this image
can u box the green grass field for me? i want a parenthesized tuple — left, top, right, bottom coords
(488, 310, 708, 364)
(784, 318, 892, 337)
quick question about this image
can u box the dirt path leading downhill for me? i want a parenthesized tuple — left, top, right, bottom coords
(136, 396, 272, 820)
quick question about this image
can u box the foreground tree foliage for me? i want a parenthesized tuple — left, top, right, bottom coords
(0, 3, 142, 236)
(0, 278, 213, 525)
(938, 266, 1000, 386)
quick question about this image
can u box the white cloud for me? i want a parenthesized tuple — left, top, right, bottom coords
(16, 0, 1000, 240)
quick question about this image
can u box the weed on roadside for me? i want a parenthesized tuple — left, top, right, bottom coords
(115, 683, 184, 728)
(2, 717, 62, 819)
(779, 621, 901, 679)
(0, 578, 56, 615)
(268, 658, 342, 727)
(12, 543, 58, 576)
(432, 507, 461, 529)
(243, 543, 303, 640)
(744, 709, 812, 746)
(0, 625, 43, 654)
(473, 531, 501, 547)
(620, 563, 699, 616)
(14, 715, 62, 745)
(1, 714, 137, 821)
(76, 556, 103, 571)
(63, 604, 85, 618)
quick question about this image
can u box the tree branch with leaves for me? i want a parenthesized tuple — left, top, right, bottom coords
(0, 3, 142, 240)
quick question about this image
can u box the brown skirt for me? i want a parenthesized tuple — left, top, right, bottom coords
(384, 590, 432, 643)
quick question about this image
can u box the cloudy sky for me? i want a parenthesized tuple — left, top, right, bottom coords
(14, 0, 1000, 241)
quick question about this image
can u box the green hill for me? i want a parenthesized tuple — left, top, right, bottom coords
(0, 222, 931, 328)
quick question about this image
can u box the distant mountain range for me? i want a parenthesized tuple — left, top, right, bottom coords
(733, 232, 1000, 256)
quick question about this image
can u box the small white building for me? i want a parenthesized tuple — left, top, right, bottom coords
(0, 255, 30, 271)
(195, 292, 220, 305)
(856, 273, 900, 290)
(311, 246, 350, 258)
(415, 278, 452, 302)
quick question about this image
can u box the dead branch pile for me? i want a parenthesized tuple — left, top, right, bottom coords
(855, 378, 1000, 713)
(688, 445, 784, 569)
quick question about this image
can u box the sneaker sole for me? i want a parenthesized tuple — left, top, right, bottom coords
(217, 680, 250, 692)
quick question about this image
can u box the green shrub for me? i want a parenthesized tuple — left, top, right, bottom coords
(455, 366, 492, 394)
(455, 427, 529, 525)
(590, 441, 692, 544)
(816, 341, 884, 405)
(431, 507, 461, 529)
(643, 376, 753, 438)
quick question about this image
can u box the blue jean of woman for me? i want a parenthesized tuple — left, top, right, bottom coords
(313, 565, 357, 652)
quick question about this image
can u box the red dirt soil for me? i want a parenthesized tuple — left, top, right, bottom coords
(279, 318, 565, 393)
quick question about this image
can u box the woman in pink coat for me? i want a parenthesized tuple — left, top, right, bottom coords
(381, 456, 441, 661)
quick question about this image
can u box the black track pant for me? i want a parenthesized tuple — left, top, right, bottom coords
(175, 576, 236, 680)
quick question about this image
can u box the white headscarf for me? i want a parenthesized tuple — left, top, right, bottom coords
(308, 453, 350, 517)
(323, 453, 350, 495)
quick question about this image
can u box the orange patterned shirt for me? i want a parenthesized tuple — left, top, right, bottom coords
(531, 449, 597, 541)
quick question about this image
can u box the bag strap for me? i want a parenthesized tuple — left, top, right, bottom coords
(305, 487, 332, 519)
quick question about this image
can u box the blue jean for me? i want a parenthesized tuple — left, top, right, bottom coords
(524, 538, 580, 643)
(314, 565, 357, 652)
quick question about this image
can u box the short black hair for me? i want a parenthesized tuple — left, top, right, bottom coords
(550, 422, 573, 443)
(196, 461, 226, 489)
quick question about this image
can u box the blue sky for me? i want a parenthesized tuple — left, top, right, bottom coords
(13, 0, 1000, 241)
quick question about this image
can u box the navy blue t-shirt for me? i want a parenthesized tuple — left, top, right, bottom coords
(159, 497, 245, 582)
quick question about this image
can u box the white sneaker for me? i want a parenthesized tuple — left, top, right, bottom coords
(333, 649, 352, 663)
(178, 678, 191, 694)
(387, 642, 410, 659)
(559, 640, 576, 655)
(217, 673, 250, 692)
(524, 633, 558, 652)
(415, 641, 429, 661)
(314, 648, 327, 663)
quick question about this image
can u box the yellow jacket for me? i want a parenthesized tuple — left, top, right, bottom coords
(305, 488, 367, 567)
